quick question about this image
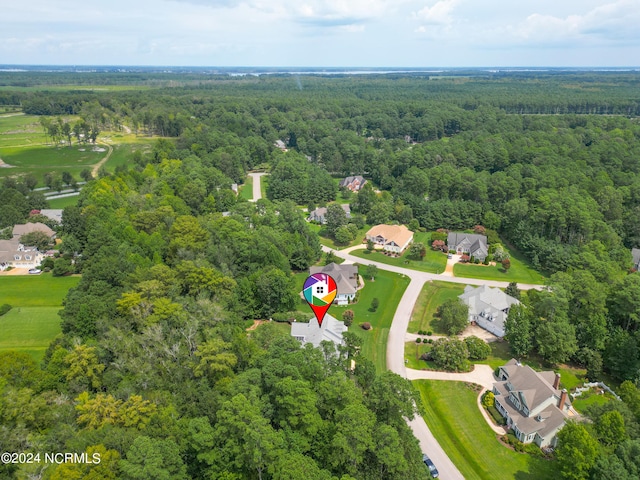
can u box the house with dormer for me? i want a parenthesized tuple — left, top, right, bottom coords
(339, 176, 367, 192)
(493, 359, 577, 447)
(365, 224, 414, 254)
(310, 262, 359, 305)
(447, 232, 488, 261)
(290, 314, 348, 348)
(458, 285, 519, 337)
(0, 239, 44, 271)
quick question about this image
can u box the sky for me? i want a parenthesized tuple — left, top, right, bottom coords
(1, 0, 639, 67)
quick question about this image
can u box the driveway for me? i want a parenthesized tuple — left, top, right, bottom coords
(248, 172, 267, 202)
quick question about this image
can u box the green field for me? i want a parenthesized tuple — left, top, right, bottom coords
(47, 195, 80, 209)
(414, 380, 555, 480)
(405, 341, 433, 369)
(239, 175, 253, 201)
(453, 246, 546, 284)
(332, 268, 409, 372)
(0, 274, 80, 363)
(408, 281, 467, 334)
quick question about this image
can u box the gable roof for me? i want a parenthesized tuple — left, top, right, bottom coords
(12, 222, 56, 238)
(459, 285, 519, 336)
(339, 175, 366, 187)
(494, 360, 573, 438)
(310, 263, 358, 295)
(448, 232, 488, 252)
(366, 224, 413, 248)
(632, 248, 640, 268)
(290, 314, 347, 348)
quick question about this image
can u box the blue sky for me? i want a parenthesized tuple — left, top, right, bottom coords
(2, 0, 639, 66)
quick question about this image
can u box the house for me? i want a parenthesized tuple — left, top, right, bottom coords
(274, 139, 288, 151)
(339, 176, 367, 192)
(12, 222, 56, 241)
(632, 248, 640, 271)
(458, 285, 520, 338)
(493, 359, 576, 447)
(290, 314, 348, 348)
(310, 262, 359, 305)
(38, 209, 63, 224)
(0, 239, 44, 271)
(307, 204, 351, 224)
(447, 232, 488, 261)
(231, 183, 238, 195)
(365, 224, 414, 254)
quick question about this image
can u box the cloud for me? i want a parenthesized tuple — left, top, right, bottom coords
(509, 0, 640, 46)
(413, 0, 461, 25)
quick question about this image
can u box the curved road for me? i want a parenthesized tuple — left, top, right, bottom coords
(323, 244, 545, 479)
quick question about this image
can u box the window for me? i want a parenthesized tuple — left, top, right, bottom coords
(25, 255, 31, 260)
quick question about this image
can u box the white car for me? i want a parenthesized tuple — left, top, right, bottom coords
(28, 268, 42, 274)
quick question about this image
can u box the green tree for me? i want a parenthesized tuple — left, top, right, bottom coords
(335, 225, 355, 245)
(595, 410, 626, 447)
(370, 297, 379, 312)
(18, 230, 52, 250)
(504, 304, 534, 357)
(535, 318, 578, 364)
(120, 436, 188, 480)
(505, 282, 520, 300)
(365, 264, 378, 281)
(438, 298, 469, 335)
(556, 421, 599, 480)
(64, 344, 105, 391)
(430, 338, 469, 372)
(408, 242, 426, 260)
(464, 335, 491, 360)
(326, 203, 348, 238)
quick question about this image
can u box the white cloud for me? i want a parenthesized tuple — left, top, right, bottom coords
(413, 0, 461, 25)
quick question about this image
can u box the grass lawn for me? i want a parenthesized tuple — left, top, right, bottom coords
(47, 195, 79, 209)
(0, 274, 80, 363)
(308, 222, 371, 250)
(239, 175, 253, 201)
(0, 274, 80, 306)
(0, 307, 62, 363)
(350, 247, 447, 274)
(260, 174, 268, 199)
(332, 269, 409, 372)
(405, 341, 433, 369)
(414, 380, 556, 480)
(453, 247, 546, 284)
(408, 281, 467, 334)
(572, 390, 613, 413)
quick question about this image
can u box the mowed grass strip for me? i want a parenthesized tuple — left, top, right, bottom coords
(452, 247, 546, 284)
(408, 280, 466, 334)
(332, 268, 409, 372)
(0, 274, 80, 307)
(414, 380, 555, 480)
(0, 307, 63, 363)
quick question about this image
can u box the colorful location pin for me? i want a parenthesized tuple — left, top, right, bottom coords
(303, 273, 337, 327)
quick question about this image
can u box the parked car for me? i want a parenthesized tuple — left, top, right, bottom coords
(28, 268, 41, 274)
(422, 454, 439, 478)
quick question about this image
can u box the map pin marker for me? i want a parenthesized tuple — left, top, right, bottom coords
(303, 273, 337, 327)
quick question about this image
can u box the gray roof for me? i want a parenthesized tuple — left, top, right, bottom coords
(632, 248, 640, 268)
(447, 232, 488, 259)
(459, 285, 519, 335)
(494, 360, 571, 438)
(39, 209, 63, 223)
(290, 314, 347, 348)
(307, 204, 351, 223)
(310, 262, 358, 295)
(339, 176, 366, 187)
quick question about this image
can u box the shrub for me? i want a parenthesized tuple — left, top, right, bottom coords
(482, 391, 495, 408)
(465, 336, 491, 360)
(342, 309, 354, 327)
(360, 322, 372, 330)
(0, 304, 11, 317)
(482, 259, 489, 265)
(427, 330, 433, 336)
(430, 338, 470, 372)
(415, 338, 422, 343)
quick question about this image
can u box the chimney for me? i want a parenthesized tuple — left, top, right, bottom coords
(558, 389, 568, 410)
(553, 373, 561, 390)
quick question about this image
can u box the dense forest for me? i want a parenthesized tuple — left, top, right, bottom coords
(2, 71, 640, 479)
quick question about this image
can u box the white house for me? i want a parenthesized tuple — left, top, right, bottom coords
(458, 285, 520, 337)
(290, 314, 348, 348)
(365, 224, 414, 254)
(310, 263, 359, 305)
(0, 239, 44, 271)
(493, 359, 577, 447)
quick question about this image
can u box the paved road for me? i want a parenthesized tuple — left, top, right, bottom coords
(324, 243, 545, 479)
(248, 172, 267, 202)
